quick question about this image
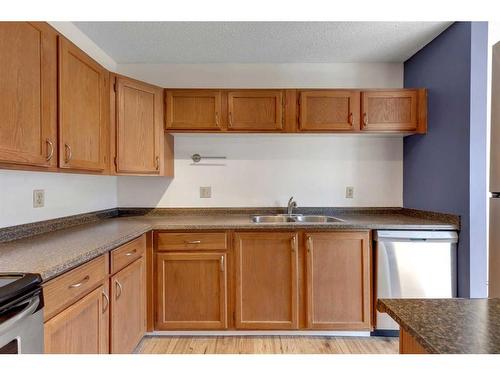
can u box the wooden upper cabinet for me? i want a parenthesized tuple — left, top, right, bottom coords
(156, 252, 227, 330)
(228, 90, 284, 131)
(166, 90, 222, 130)
(0, 22, 57, 168)
(234, 232, 299, 329)
(111, 257, 146, 354)
(58, 37, 108, 171)
(44, 283, 109, 354)
(115, 76, 163, 175)
(361, 89, 425, 132)
(299, 90, 360, 131)
(305, 231, 371, 330)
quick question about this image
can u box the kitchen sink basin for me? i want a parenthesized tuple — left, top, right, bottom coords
(251, 215, 343, 224)
(294, 215, 343, 223)
(251, 215, 297, 223)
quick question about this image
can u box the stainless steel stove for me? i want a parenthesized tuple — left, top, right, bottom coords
(0, 273, 44, 354)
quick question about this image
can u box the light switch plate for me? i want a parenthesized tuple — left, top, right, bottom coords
(345, 186, 354, 199)
(200, 186, 212, 198)
(33, 189, 45, 208)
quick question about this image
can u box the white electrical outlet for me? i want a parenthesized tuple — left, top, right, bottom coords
(33, 189, 45, 208)
(345, 186, 354, 199)
(200, 186, 212, 198)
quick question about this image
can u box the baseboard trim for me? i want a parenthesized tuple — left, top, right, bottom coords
(146, 330, 371, 337)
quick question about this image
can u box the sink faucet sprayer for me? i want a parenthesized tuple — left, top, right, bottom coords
(287, 196, 297, 215)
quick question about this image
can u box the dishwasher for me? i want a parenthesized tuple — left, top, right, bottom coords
(374, 230, 458, 335)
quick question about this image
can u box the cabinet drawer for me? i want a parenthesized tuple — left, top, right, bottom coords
(156, 232, 227, 251)
(43, 254, 108, 321)
(111, 234, 146, 274)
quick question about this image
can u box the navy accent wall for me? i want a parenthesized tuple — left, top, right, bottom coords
(403, 22, 488, 298)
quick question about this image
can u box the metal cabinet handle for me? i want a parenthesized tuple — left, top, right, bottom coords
(306, 236, 313, 253)
(46, 139, 54, 161)
(215, 112, 219, 126)
(291, 236, 297, 252)
(124, 249, 137, 256)
(220, 255, 224, 272)
(68, 275, 90, 289)
(363, 112, 368, 126)
(185, 240, 201, 244)
(102, 291, 109, 313)
(115, 280, 123, 299)
(64, 143, 72, 163)
(229, 112, 233, 126)
(348, 112, 353, 125)
(155, 156, 160, 170)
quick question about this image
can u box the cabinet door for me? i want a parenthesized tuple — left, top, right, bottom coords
(156, 252, 227, 329)
(59, 37, 108, 171)
(234, 232, 298, 329)
(299, 90, 360, 131)
(228, 90, 283, 131)
(44, 282, 109, 354)
(361, 90, 418, 132)
(116, 77, 162, 174)
(165, 90, 222, 130)
(305, 231, 371, 330)
(0, 22, 57, 167)
(111, 257, 146, 354)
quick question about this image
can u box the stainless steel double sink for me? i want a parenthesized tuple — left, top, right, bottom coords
(251, 214, 343, 224)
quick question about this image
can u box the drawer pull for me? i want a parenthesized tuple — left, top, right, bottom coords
(115, 280, 123, 299)
(68, 275, 90, 289)
(124, 249, 137, 256)
(185, 240, 201, 244)
(102, 291, 109, 313)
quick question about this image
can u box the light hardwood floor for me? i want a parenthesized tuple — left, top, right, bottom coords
(135, 336, 398, 354)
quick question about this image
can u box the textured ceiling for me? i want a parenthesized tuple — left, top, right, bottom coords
(74, 22, 452, 64)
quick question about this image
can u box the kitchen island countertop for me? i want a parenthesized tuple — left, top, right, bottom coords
(378, 298, 500, 354)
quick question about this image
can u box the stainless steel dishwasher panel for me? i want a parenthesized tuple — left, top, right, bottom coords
(375, 230, 458, 331)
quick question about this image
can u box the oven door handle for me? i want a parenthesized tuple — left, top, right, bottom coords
(0, 295, 40, 336)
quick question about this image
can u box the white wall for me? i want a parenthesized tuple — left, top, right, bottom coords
(117, 63, 403, 88)
(116, 62, 404, 208)
(0, 171, 117, 228)
(117, 134, 403, 207)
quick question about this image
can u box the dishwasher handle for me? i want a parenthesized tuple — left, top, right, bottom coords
(374, 230, 458, 243)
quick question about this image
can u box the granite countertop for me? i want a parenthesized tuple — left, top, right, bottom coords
(378, 298, 500, 354)
(0, 209, 458, 282)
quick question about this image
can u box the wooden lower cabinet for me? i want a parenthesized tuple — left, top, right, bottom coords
(156, 252, 227, 329)
(110, 256, 146, 353)
(305, 231, 371, 330)
(234, 232, 299, 329)
(44, 282, 109, 354)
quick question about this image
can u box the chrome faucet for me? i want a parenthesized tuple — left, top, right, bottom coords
(287, 196, 297, 215)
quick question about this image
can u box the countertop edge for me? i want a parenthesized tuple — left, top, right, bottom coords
(40, 225, 152, 281)
(377, 299, 439, 354)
